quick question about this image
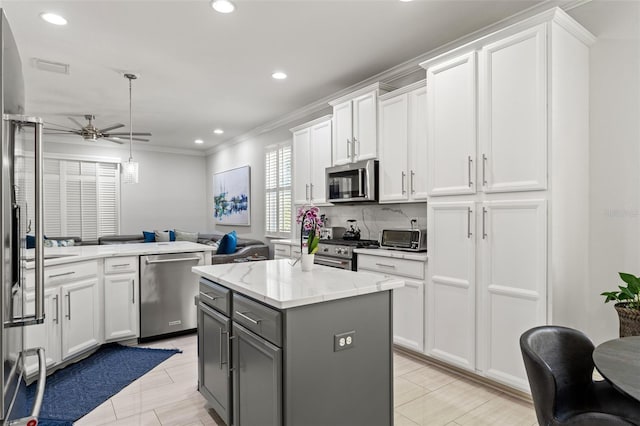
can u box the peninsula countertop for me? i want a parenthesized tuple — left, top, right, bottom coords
(192, 259, 404, 309)
(24, 241, 215, 269)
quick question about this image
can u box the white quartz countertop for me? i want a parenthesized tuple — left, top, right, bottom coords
(192, 259, 404, 309)
(24, 241, 215, 269)
(354, 248, 428, 262)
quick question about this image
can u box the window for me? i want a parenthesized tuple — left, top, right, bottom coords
(34, 158, 120, 240)
(265, 142, 292, 236)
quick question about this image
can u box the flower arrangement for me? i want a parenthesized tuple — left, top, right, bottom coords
(296, 205, 324, 255)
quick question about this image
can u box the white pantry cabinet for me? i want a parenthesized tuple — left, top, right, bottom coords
(421, 8, 594, 392)
(357, 252, 425, 352)
(291, 116, 333, 205)
(329, 82, 394, 165)
(379, 81, 428, 203)
(104, 256, 139, 341)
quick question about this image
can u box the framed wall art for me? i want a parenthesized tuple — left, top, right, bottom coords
(213, 165, 251, 226)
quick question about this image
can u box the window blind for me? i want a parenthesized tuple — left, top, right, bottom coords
(265, 143, 292, 236)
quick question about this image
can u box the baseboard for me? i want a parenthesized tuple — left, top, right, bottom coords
(393, 345, 533, 404)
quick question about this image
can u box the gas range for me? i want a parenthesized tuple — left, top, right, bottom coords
(315, 239, 379, 270)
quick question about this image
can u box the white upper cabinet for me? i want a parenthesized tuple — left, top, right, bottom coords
(379, 81, 427, 203)
(426, 52, 477, 197)
(329, 83, 394, 165)
(479, 24, 547, 193)
(291, 115, 332, 206)
(293, 127, 311, 205)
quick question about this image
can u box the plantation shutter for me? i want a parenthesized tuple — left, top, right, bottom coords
(97, 162, 120, 237)
(264, 143, 292, 236)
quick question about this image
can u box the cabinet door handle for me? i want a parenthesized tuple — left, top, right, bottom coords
(305, 184, 309, 201)
(467, 207, 473, 239)
(53, 294, 59, 324)
(48, 271, 75, 279)
(353, 136, 359, 159)
(468, 156, 473, 187)
(132, 279, 135, 304)
(410, 170, 415, 194)
(228, 335, 235, 375)
(401, 171, 406, 194)
(375, 262, 396, 269)
(482, 154, 488, 186)
(235, 311, 262, 325)
(346, 138, 351, 160)
(309, 183, 313, 200)
(219, 328, 224, 369)
(65, 293, 71, 320)
(482, 207, 488, 239)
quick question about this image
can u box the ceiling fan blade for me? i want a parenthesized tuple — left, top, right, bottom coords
(109, 136, 150, 142)
(68, 117, 85, 129)
(44, 121, 81, 131)
(106, 132, 152, 136)
(98, 123, 125, 133)
(103, 138, 125, 144)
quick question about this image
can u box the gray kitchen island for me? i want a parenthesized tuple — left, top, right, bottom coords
(192, 259, 404, 426)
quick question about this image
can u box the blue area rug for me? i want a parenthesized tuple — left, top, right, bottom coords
(25, 343, 180, 426)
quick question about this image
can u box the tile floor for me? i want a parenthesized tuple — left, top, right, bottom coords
(75, 334, 538, 426)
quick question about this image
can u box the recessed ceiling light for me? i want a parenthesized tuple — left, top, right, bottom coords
(272, 72, 287, 80)
(40, 12, 67, 25)
(211, 0, 236, 13)
(213, 129, 224, 135)
(399, 0, 414, 2)
(195, 139, 204, 145)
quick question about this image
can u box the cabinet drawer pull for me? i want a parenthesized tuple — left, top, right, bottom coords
(200, 292, 220, 301)
(275, 248, 286, 253)
(482, 154, 488, 186)
(375, 262, 396, 269)
(65, 293, 71, 320)
(48, 271, 75, 279)
(111, 263, 130, 268)
(235, 311, 262, 325)
(53, 294, 59, 324)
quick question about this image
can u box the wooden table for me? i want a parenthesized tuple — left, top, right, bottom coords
(593, 336, 640, 401)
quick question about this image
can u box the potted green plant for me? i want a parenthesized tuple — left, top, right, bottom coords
(601, 272, 640, 337)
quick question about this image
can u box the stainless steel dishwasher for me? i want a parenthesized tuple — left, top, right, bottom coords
(139, 251, 205, 340)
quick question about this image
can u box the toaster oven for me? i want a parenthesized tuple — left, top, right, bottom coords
(379, 228, 427, 252)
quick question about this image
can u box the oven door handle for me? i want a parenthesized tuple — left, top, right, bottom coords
(315, 257, 350, 268)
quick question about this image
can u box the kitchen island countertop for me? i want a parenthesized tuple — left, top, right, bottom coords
(193, 259, 404, 309)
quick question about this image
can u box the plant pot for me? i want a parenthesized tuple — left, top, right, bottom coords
(614, 302, 640, 337)
(300, 253, 314, 272)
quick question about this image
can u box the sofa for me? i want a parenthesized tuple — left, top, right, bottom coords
(46, 232, 269, 265)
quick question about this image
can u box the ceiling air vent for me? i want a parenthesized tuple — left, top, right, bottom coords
(31, 58, 70, 74)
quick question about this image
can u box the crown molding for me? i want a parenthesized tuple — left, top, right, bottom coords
(379, 80, 426, 102)
(289, 114, 333, 133)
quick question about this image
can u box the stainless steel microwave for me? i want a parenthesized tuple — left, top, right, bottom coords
(379, 228, 427, 252)
(326, 160, 378, 203)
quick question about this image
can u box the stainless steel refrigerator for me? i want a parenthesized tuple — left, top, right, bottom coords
(1, 9, 47, 425)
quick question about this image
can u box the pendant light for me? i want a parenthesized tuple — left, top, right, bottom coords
(122, 73, 139, 184)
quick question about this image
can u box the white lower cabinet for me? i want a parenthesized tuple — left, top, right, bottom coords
(24, 288, 62, 376)
(61, 278, 101, 360)
(273, 243, 291, 260)
(357, 253, 425, 352)
(427, 199, 547, 391)
(104, 274, 139, 341)
(426, 202, 476, 370)
(104, 256, 140, 341)
(478, 199, 547, 390)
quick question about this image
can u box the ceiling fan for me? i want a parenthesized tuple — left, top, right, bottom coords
(44, 114, 152, 144)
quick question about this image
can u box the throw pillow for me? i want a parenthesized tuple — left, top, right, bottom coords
(216, 231, 237, 255)
(175, 229, 198, 243)
(43, 239, 75, 248)
(143, 231, 155, 243)
(26, 235, 36, 249)
(154, 230, 172, 242)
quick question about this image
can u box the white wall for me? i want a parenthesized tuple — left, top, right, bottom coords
(569, 1, 640, 344)
(43, 141, 208, 234)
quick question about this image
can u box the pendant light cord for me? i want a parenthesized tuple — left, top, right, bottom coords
(129, 76, 133, 162)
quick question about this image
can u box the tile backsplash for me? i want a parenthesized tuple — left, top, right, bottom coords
(295, 203, 427, 240)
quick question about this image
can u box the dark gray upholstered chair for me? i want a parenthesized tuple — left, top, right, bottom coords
(521, 326, 640, 425)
